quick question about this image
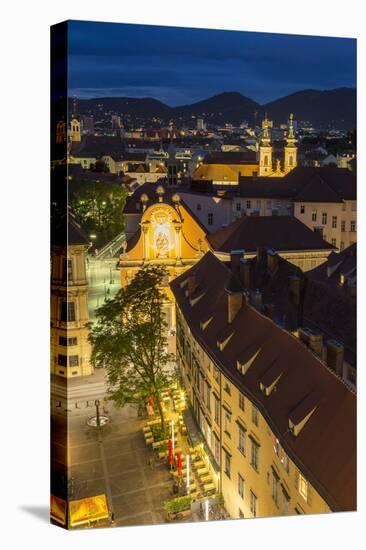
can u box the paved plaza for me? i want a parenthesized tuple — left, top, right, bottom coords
(52, 402, 175, 527)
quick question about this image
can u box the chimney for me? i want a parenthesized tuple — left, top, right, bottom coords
(289, 275, 303, 306)
(227, 290, 243, 323)
(250, 289, 262, 311)
(240, 258, 251, 290)
(326, 340, 344, 376)
(230, 250, 244, 280)
(267, 249, 279, 273)
(257, 247, 267, 264)
(298, 328, 323, 357)
(285, 274, 305, 331)
(264, 303, 275, 319)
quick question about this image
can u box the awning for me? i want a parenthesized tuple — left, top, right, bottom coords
(69, 494, 109, 527)
(50, 495, 66, 526)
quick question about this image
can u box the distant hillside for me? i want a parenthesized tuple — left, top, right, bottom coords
(74, 88, 356, 129)
(262, 88, 356, 129)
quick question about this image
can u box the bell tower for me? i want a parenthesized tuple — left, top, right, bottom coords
(258, 117, 273, 176)
(68, 97, 81, 143)
(284, 113, 297, 174)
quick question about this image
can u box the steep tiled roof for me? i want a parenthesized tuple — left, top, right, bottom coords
(238, 167, 356, 202)
(207, 215, 334, 253)
(170, 251, 356, 512)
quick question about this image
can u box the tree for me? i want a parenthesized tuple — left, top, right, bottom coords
(69, 180, 127, 247)
(89, 266, 174, 429)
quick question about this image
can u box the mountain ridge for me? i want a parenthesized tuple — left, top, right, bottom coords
(73, 88, 356, 129)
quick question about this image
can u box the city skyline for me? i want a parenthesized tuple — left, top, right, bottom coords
(68, 21, 356, 105)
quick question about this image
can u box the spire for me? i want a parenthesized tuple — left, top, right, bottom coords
(72, 96, 78, 119)
(261, 117, 271, 146)
(286, 113, 296, 145)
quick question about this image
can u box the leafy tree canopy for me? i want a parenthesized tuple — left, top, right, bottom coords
(69, 179, 127, 248)
(89, 265, 175, 428)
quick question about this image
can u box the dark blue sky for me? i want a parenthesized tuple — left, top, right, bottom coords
(67, 20, 356, 106)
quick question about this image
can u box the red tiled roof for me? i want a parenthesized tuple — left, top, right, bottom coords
(170, 251, 356, 512)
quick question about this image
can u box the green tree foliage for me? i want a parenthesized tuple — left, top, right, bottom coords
(89, 266, 174, 429)
(69, 180, 127, 247)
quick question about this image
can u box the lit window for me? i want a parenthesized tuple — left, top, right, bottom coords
(250, 439, 259, 472)
(322, 213, 327, 225)
(341, 220, 346, 232)
(250, 491, 257, 517)
(238, 424, 246, 455)
(298, 473, 308, 502)
(224, 449, 231, 478)
(311, 209, 317, 222)
(238, 474, 245, 498)
(332, 216, 337, 229)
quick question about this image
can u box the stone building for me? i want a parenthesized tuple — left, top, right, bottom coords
(170, 251, 356, 519)
(51, 215, 92, 378)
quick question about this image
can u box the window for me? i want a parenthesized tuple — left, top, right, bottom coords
(238, 474, 245, 498)
(250, 491, 257, 517)
(298, 473, 308, 502)
(282, 488, 290, 515)
(341, 220, 346, 232)
(331, 238, 337, 247)
(224, 409, 231, 436)
(332, 216, 337, 229)
(213, 367, 220, 383)
(350, 220, 356, 232)
(252, 404, 259, 426)
(322, 212, 327, 225)
(246, 200, 251, 209)
(197, 203, 202, 211)
(238, 424, 246, 455)
(59, 336, 77, 346)
(281, 452, 290, 474)
(61, 302, 75, 322)
(214, 435, 220, 465)
(311, 209, 317, 222)
(69, 355, 79, 367)
(250, 439, 259, 472)
(300, 205, 305, 214)
(272, 471, 279, 506)
(205, 382, 211, 412)
(63, 259, 73, 281)
(208, 213, 213, 226)
(57, 354, 67, 367)
(224, 449, 231, 478)
(236, 202, 241, 212)
(239, 393, 245, 411)
(224, 382, 231, 395)
(214, 395, 220, 426)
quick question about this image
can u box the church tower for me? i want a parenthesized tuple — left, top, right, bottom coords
(258, 117, 273, 176)
(68, 97, 81, 143)
(284, 113, 297, 174)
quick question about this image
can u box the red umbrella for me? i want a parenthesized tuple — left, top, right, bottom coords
(168, 439, 174, 466)
(176, 452, 183, 477)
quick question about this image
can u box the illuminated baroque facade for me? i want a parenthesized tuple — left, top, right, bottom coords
(119, 186, 208, 332)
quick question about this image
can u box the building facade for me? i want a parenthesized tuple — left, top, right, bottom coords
(51, 217, 93, 378)
(171, 251, 356, 519)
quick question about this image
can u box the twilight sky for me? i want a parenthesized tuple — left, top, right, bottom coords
(67, 20, 356, 106)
